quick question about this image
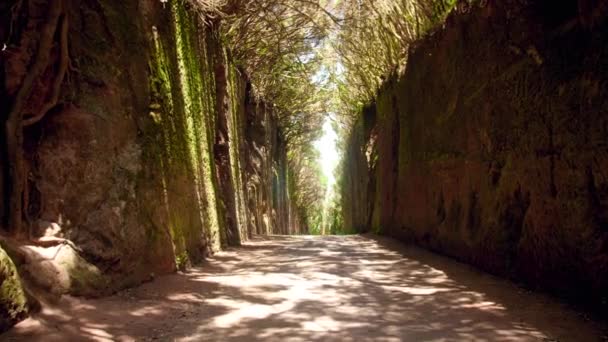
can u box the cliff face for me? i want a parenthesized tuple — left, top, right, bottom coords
(341, 1, 608, 307)
(244, 99, 303, 236)
(0, 0, 300, 329)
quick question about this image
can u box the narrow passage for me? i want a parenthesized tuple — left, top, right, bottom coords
(5, 235, 605, 341)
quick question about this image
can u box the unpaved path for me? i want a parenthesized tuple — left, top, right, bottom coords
(3, 235, 607, 341)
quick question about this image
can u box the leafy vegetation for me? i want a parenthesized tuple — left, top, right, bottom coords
(330, 0, 456, 121)
(215, 0, 335, 231)
(181, 0, 457, 233)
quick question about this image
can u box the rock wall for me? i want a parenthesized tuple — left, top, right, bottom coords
(243, 97, 304, 236)
(341, 0, 608, 309)
(0, 0, 299, 330)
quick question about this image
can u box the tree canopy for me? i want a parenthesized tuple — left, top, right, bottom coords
(186, 0, 457, 232)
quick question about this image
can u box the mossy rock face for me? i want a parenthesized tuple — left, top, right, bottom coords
(340, 1, 608, 310)
(0, 247, 28, 332)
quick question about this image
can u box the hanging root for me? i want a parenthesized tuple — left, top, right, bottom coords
(67, 57, 80, 85)
(23, 12, 69, 127)
(5, 0, 64, 236)
(21, 160, 29, 223)
(4, 0, 24, 47)
(6, 0, 62, 121)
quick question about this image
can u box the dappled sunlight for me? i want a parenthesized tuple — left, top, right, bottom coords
(129, 306, 165, 317)
(4, 235, 603, 341)
(379, 285, 452, 296)
(457, 301, 506, 311)
(211, 300, 296, 328)
(301, 316, 350, 332)
(80, 327, 113, 340)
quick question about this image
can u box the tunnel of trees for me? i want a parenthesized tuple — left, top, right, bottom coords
(0, 0, 607, 336)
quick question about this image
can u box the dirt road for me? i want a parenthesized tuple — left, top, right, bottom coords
(3, 235, 606, 341)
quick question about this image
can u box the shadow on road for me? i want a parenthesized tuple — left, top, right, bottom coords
(3, 235, 606, 341)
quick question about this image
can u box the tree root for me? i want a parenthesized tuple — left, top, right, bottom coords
(3, 0, 24, 47)
(27, 237, 82, 253)
(22, 160, 30, 232)
(66, 57, 80, 85)
(23, 12, 69, 127)
(5, 0, 64, 236)
(0, 234, 82, 261)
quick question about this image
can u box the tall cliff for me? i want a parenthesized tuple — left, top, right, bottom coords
(341, 0, 608, 309)
(0, 0, 301, 330)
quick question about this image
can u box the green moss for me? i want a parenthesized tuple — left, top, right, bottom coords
(149, 25, 184, 265)
(145, 2, 230, 264)
(172, 2, 222, 252)
(227, 64, 248, 241)
(168, 211, 188, 261)
(0, 247, 28, 332)
(66, 262, 109, 297)
(175, 252, 190, 272)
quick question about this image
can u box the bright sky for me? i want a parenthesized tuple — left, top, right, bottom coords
(314, 117, 339, 186)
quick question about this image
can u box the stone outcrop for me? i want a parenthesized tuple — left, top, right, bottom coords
(341, 0, 608, 309)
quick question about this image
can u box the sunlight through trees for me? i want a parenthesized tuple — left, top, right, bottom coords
(179, 0, 457, 233)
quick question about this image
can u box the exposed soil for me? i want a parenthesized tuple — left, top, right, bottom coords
(3, 235, 607, 341)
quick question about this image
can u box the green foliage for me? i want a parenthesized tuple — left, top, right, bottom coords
(215, 0, 337, 230)
(173, 0, 334, 235)
(330, 0, 456, 122)
(175, 252, 190, 272)
(184, 0, 457, 234)
(218, 0, 332, 141)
